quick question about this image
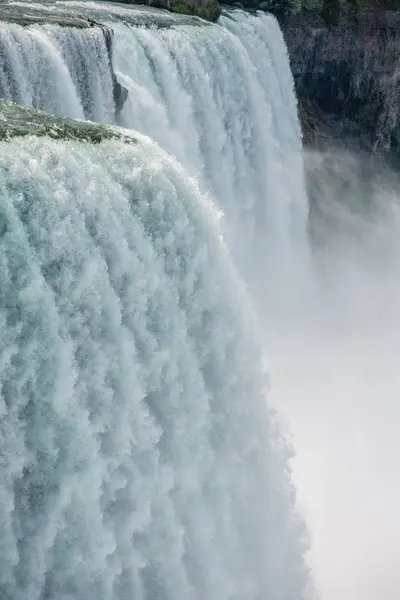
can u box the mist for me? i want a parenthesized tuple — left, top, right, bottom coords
(267, 149, 400, 600)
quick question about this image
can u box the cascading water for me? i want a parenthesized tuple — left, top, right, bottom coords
(114, 10, 311, 314)
(0, 130, 307, 599)
(0, 3, 310, 315)
(1, 4, 398, 600)
(0, 19, 115, 121)
(0, 3, 312, 599)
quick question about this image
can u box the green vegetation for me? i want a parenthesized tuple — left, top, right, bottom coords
(258, 0, 297, 20)
(320, 0, 341, 25)
(107, 0, 400, 24)
(170, 0, 221, 21)
(299, 0, 400, 26)
(224, 0, 400, 26)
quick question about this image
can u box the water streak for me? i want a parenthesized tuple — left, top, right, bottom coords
(1, 5, 310, 314)
(0, 20, 114, 121)
(0, 134, 306, 599)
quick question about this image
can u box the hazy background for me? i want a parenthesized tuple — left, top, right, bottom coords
(267, 149, 400, 600)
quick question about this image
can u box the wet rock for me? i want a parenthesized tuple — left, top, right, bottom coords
(0, 101, 135, 144)
(284, 11, 400, 159)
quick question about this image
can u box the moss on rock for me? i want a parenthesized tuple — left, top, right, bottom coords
(0, 101, 136, 144)
(170, 0, 221, 21)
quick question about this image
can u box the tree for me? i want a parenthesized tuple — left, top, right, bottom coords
(321, 0, 341, 26)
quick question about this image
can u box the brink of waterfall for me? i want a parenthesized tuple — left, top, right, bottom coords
(0, 4, 309, 600)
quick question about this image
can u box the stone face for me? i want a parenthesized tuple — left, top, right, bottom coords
(285, 11, 400, 157)
(0, 101, 136, 144)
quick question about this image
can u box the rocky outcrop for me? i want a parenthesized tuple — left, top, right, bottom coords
(0, 101, 136, 143)
(100, 26, 129, 114)
(0, 5, 128, 116)
(284, 11, 400, 158)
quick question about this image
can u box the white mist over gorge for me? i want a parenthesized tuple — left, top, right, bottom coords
(269, 149, 400, 600)
(0, 2, 399, 600)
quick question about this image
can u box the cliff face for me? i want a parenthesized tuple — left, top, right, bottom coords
(284, 12, 400, 157)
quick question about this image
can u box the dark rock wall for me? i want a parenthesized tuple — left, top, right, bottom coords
(284, 12, 400, 157)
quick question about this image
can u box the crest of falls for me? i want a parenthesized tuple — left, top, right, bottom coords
(0, 4, 310, 314)
(0, 133, 306, 600)
(0, 5, 310, 600)
(0, 19, 115, 122)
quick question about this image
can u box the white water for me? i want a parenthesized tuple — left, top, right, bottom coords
(0, 132, 306, 599)
(270, 151, 400, 600)
(2, 3, 400, 600)
(0, 4, 310, 315)
(113, 10, 310, 314)
(0, 20, 114, 121)
(0, 7, 310, 599)
(107, 11, 400, 600)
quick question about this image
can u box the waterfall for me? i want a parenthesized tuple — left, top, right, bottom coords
(0, 20, 115, 121)
(116, 11, 309, 309)
(0, 132, 306, 600)
(0, 5, 310, 600)
(0, 4, 310, 314)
